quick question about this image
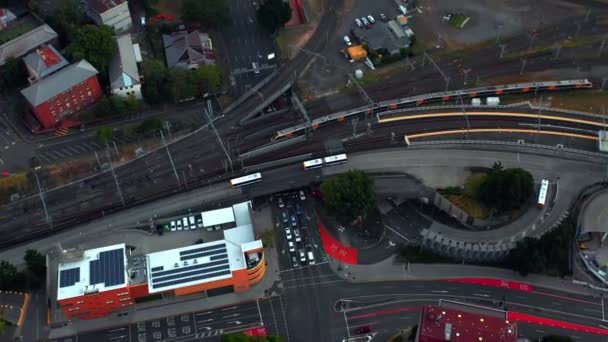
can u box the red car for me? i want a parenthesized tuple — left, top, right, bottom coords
(354, 325, 371, 334)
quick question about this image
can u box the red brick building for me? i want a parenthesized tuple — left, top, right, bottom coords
(20, 59, 102, 130)
(417, 303, 517, 342)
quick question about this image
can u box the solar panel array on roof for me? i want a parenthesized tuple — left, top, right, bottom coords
(89, 248, 125, 287)
(59, 267, 80, 288)
(150, 245, 230, 290)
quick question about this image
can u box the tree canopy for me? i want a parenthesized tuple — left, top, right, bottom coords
(97, 127, 114, 144)
(1, 57, 27, 91)
(66, 25, 115, 76)
(141, 59, 169, 104)
(256, 0, 292, 33)
(182, 0, 229, 28)
(477, 166, 534, 212)
(320, 169, 375, 223)
(24, 249, 46, 276)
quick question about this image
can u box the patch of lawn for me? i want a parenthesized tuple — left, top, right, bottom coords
(0, 16, 38, 44)
(449, 14, 470, 29)
(549, 90, 608, 114)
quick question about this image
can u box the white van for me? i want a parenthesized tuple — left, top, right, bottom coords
(189, 216, 196, 230)
(307, 251, 315, 264)
(182, 217, 189, 230)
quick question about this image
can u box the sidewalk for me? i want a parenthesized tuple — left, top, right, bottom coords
(326, 255, 604, 297)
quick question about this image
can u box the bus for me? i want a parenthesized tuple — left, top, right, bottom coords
(302, 158, 323, 170)
(537, 179, 549, 208)
(323, 154, 347, 166)
(230, 173, 262, 187)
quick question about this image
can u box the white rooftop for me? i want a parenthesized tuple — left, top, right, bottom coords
(57, 244, 128, 301)
(599, 131, 608, 153)
(202, 207, 234, 227)
(146, 202, 261, 294)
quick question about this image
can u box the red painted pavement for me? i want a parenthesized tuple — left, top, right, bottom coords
(285, 0, 305, 28)
(317, 218, 358, 264)
(244, 326, 267, 336)
(508, 311, 608, 336)
(446, 278, 533, 292)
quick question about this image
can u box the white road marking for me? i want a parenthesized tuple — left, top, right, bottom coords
(473, 294, 490, 298)
(221, 306, 238, 311)
(431, 290, 448, 293)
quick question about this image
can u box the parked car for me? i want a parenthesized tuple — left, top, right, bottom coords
(379, 13, 387, 21)
(278, 197, 284, 208)
(299, 250, 306, 263)
(288, 241, 295, 252)
(355, 18, 363, 28)
(291, 256, 300, 268)
(291, 215, 297, 227)
(182, 217, 189, 230)
(367, 15, 375, 24)
(176, 220, 183, 230)
(299, 190, 306, 200)
(361, 17, 370, 28)
(399, 5, 407, 15)
(285, 228, 293, 240)
(295, 203, 302, 215)
(307, 251, 315, 264)
(189, 216, 196, 230)
(343, 35, 352, 46)
(196, 216, 203, 229)
(282, 211, 289, 223)
(170, 221, 176, 231)
(294, 229, 301, 243)
(354, 325, 371, 334)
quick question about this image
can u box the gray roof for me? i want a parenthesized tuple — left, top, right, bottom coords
(21, 60, 99, 107)
(162, 30, 215, 68)
(109, 34, 140, 90)
(360, 22, 410, 55)
(22, 44, 69, 79)
(0, 24, 58, 66)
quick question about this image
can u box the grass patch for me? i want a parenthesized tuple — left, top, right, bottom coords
(439, 174, 489, 219)
(261, 231, 274, 248)
(275, 30, 289, 59)
(0, 16, 38, 44)
(504, 45, 552, 59)
(357, 72, 380, 87)
(549, 90, 608, 114)
(449, 14, 470, 29)
(398, 246, 457, 263)
(446, 195, 488, 219)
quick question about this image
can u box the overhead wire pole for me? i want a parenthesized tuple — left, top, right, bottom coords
(204, 108, 233, 173)
(105, 146, 126, 207)
(160, 129, 181, 188)
(33, 168, 52, 227)
(459, 95, 471, 139)
(423, 52, 450, 91)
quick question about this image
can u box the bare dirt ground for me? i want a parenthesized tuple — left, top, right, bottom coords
(412, 0, 591, 49)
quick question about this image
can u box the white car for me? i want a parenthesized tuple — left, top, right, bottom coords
(140, 16, 146, 25)
(285, 228, 293, 240)
(361, 17, 370, 26)
(343, 35, 352, 46)
(176, 220, 183, 230)
(278, 197, 284, 208)
(367, 15, 375, 24)
(354, 18, 363, 28)
(170, 221, 176, 231)
(189, 216, 196, 230)
(299, 250, 306, 263)
(294, 229, 301, 243)
(299, 190, 306, 200)
(288, 241, 295, 252)
(399, 5, 407, 15)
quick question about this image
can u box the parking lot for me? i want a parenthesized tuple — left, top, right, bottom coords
(272, 189, 326, 271)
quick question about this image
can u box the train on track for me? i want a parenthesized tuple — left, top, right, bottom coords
(273, 79, 593, 140)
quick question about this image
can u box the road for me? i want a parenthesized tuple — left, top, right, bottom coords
(45, 264, 608, 342)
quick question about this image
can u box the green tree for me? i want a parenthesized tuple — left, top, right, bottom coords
(320, 169, 375, 223)
(0, 316, 6, 336)
(96, 127, 114, 144)
(125, 94, 141, 112)
(109, 95, 127, 113)
(94, 97, 113, 118)
(24, 249, 46, 276)
(170, 69, 198, 102)
(66, 25, 115, 76)
(139, 118, 163, 136)
(194, 65, 224, 93)
(0, 261, 18, 290)
(141, 58, 169, 104)
(256, 0, 292, 33)
(1, 57, 27, 90)
(508, 237, 545, 276)
(541, 335, 573, 342)
(182, 0, 229, 28)
(478, 168, 533, 212)
(491, 160, 504, 172)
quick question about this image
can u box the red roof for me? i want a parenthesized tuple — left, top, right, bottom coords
(418, 305, 517, 342)
(39, 46, 62, 67)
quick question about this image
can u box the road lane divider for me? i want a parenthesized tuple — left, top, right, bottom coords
(407, 128, 598, 140)
(378, 111, 608, 128)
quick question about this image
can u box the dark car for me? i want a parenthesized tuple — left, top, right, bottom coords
(354, 325, 371, 334)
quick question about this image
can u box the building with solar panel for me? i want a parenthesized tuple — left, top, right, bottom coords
(55, 201, 265, 320)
